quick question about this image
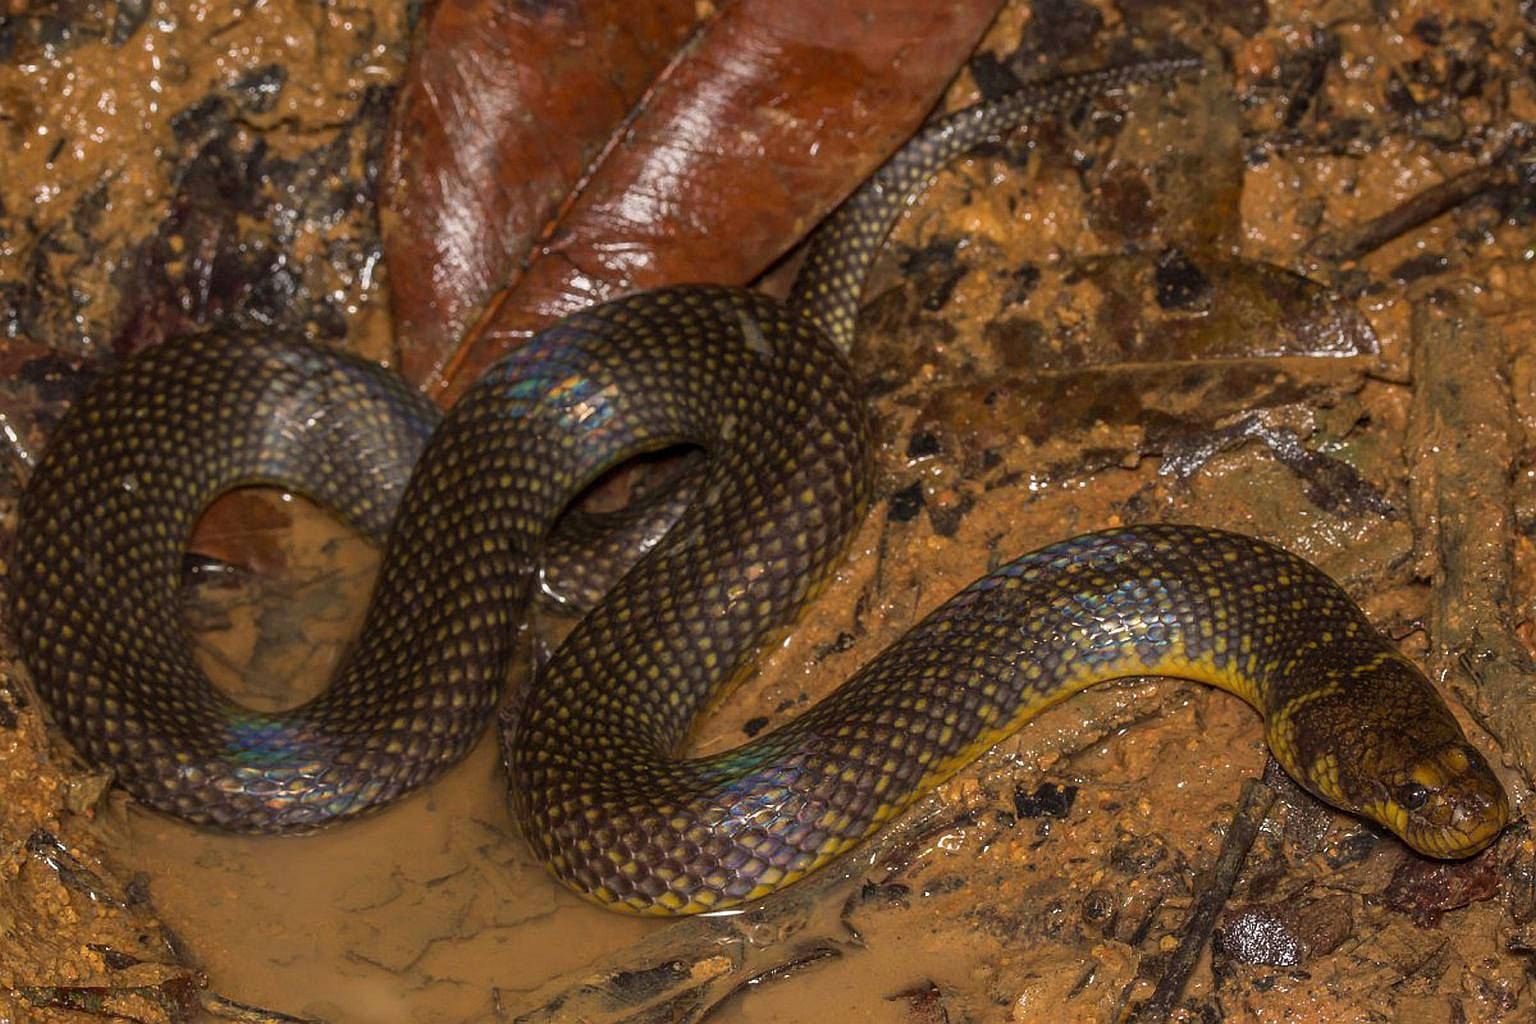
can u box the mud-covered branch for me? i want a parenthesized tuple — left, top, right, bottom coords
(1407, 300, 1536, 784)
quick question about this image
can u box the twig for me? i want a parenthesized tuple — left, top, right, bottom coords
(1310, 163, 1517, 263)
(1121, 760, 1280, 1023)
(201, 991, 325, 1024)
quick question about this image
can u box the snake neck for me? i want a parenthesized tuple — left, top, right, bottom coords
(786, 55, 1203, 352)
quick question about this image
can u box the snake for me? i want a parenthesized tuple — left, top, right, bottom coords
(9, 57, 1508, 916)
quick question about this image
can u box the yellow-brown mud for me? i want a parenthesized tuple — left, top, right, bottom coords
(5, 0, 1536, 1021)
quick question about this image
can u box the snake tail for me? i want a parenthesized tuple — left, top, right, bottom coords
(789, 54, 1204, 350)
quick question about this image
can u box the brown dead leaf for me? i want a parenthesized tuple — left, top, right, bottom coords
(382, 0, 1005, 403)
(380, 0, 700, 386)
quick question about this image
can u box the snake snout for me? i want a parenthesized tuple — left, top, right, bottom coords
(1391, 740, 1509, 859)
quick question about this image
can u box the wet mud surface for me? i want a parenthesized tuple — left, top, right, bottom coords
(6, 0, 1536, 1021)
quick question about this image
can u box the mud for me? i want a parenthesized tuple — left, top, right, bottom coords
(5, 0, 1536, 1021)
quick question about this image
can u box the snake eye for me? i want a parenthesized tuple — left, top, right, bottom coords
(1397, 782, 1431, 812)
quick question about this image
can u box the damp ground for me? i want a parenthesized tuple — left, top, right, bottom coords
(5, 0, 1536, 1021)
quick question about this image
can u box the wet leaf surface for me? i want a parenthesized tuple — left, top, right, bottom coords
(379, 0, 701, 382)
(1214, 894, 1354, 967)
(416, 0, 1004, 402)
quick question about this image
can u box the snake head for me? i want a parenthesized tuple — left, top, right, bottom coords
(1283, 658, 1509, 859)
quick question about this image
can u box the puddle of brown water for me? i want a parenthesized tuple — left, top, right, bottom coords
(119, 739, 656, 1022)
(722, 937, 978, 1024)
(110, 491, 656, 1022)
(120, 738, 654, 1021)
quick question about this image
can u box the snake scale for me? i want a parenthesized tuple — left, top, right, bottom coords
(10, 57, 1508, 915)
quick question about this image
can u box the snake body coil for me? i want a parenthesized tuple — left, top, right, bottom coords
(10, 58, 1506, 915)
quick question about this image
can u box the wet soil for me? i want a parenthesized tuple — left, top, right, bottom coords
(6, 0, 1536, 1021)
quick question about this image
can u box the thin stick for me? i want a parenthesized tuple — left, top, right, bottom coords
(1122, 760, 1281, 1023)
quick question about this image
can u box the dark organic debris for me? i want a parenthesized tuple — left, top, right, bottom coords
(1311, 157, 1525, 264)
(888, 482, 926, 523)
(1020, 0, 1104, 61)
(926, 490, 975, 538)
(86, 943, 143, 970)
(855, 881, 913, 911)
(907, 431, 943, 460)
(967, 50, 1025, 101)
(15, 976, 202, 1023)
(26, 829, 128, 908)
(1003, 263, 1041, 306)
(813, 631, 859, 661)
(0, 674, 25, 730)
(1157, 414, 1393, 519)
(901, 238, 969, 314)
(1111, 833, 1171, 875)
(1213, 894, 1353, 967)
(199, 990, 326, 1023)
(1153, 247, 1212, 311)
(1276, 28, 1340, 132)
(607, 959, 694, 1004)
(18, 350, 94, 404)
(1385, 856, 1500, 927)
(0, 0, 150, 59)
(1321, 830, 1380, 869)
(1013, 781, 1079, 819)
(885, 979, 949, 1024)
(114, 87, 392, 355)
(1390, 252, 1451, 283)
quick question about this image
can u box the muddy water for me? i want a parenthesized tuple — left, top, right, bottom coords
(121, 742, 652, 1021)
(115, 491, 653, 1021)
